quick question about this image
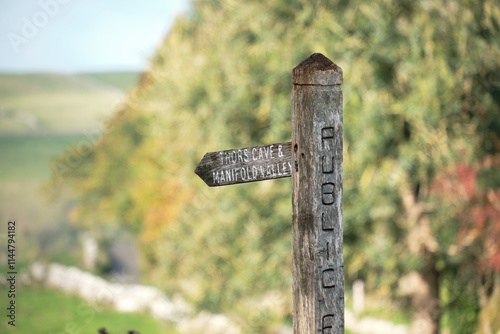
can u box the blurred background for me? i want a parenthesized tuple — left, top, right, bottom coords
(0, 0, 499, 333)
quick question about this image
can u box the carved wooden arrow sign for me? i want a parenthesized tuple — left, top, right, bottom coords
(195, 142, 292, 187)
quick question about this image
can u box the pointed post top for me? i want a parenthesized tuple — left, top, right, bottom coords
(292, 53, 343, 86)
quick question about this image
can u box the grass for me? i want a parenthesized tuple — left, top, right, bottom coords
(0, 134, 85, 182)
(0, 285, 178, 334)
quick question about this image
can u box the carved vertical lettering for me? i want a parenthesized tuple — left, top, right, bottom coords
(322, 183, 335, 205)
(322, 314, 335, 334)
(321, 127, 334, 149)
(322, 212, 334, 231)
(322, 156, 334, 174)
(322, 268, 335, 288)
(327, 241, 330, 261)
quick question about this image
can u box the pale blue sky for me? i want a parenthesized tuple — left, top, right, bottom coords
(0, 0, 189, 73)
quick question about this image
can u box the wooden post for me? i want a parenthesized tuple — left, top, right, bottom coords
(292, 53, 344, 334)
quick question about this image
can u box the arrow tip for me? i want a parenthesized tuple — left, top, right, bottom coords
(194, 155, 212, 187)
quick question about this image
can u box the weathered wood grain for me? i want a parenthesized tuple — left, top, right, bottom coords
(292, 53, 344, 334)
(195, 142, 292, 187)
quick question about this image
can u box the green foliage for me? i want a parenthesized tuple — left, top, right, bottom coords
(440, 269, 481, 334)
(52, 0, 500, 331)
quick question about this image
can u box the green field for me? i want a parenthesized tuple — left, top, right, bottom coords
(0, 72, 139, 179)
(0, 71, 163, 332)
(78, 72, 141, 91)
(0, 72, 144, 330)
(0, 72, 141, 267)
(0, 285, 176, 334)
(0, 73, 135, 135)
(0, 135, 85, 182)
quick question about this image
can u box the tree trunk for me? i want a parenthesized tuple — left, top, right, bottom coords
(409, 255, 441, 334)
(400, 179, 441, 334)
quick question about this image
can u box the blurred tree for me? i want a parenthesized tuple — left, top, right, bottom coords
(49, 0, 500, 332)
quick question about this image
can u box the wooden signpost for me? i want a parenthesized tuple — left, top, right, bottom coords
(195, 53, 344, 334)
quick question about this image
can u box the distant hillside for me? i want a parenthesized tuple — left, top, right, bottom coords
(77, 72, 141, 91)
(0, 72, 138, 135)
(0, 71, 139, 269)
